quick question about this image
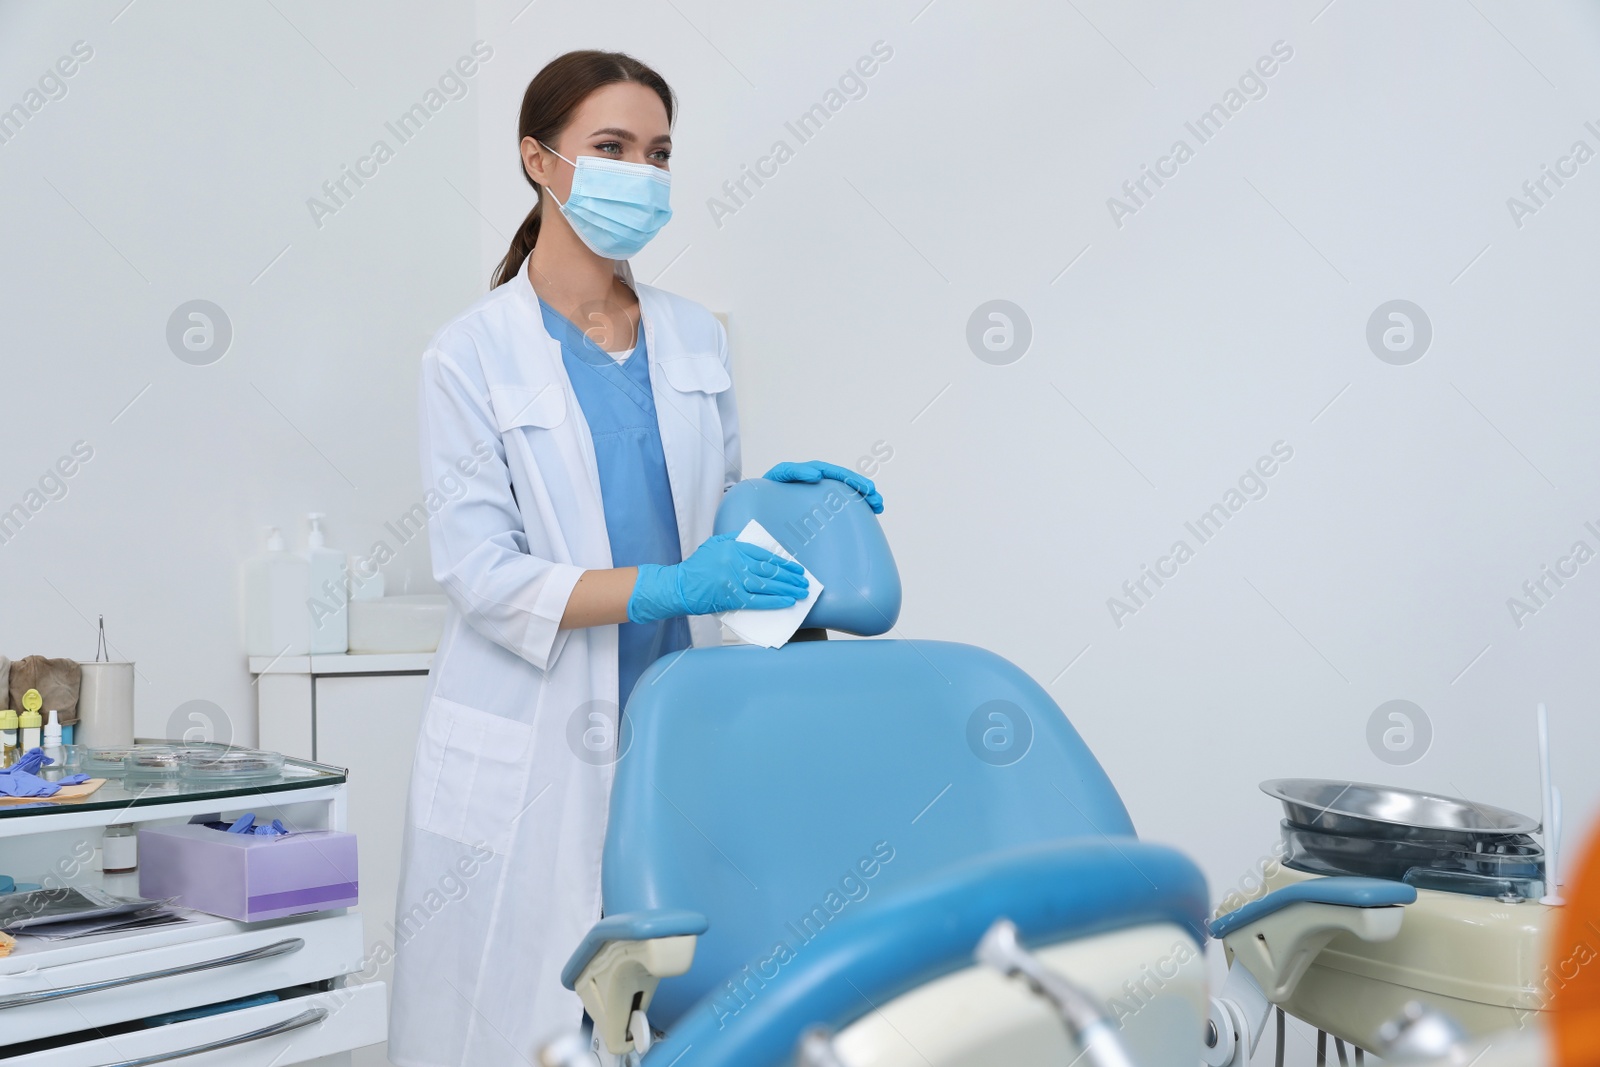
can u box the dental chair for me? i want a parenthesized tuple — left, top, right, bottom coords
(550, 479, 1214, 1067)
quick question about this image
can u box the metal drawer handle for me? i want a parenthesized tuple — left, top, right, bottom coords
(91, 1006, 328, 1067)
(0, 937, 304, 1010)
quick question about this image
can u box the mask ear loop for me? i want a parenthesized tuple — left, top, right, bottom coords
(537, 141, 576, 211)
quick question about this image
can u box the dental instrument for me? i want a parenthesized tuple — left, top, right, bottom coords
(1537, 703, 1564, 906)
(975, 918, 1138, 1067)
(795, 1028, 850, 1067)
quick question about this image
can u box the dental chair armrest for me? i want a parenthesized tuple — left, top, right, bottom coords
(561, 909, 709, 989)
(1209, 877, 1414, 1006)
(1207, 876, 1415, 940)
(562, 910, 708, 1056)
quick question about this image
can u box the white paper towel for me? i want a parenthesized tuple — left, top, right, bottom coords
(717, 520, 823, 649)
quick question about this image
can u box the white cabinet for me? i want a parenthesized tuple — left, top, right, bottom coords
(8, 982, 387, 1066)
(253, 656, 430, 1067)
(0, 765, 385, 1065)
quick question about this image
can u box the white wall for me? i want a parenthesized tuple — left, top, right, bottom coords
(4, 0, 1600, 1034)
(469, 0, 1600, 899)
(0, 1, 484, 744)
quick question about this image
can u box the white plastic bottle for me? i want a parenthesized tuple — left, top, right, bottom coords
(41, 711, 63, 779)
(42, 710, 62, 760)
(304, 513, 349, 654)
(244, 527, 311, 657)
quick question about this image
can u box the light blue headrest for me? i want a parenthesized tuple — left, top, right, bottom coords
(713, 479, 901, 636)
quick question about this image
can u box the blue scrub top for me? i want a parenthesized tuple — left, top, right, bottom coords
(537, 298, 692, 708)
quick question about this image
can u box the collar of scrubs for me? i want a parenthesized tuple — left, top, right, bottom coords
(535, 297, 640, 369)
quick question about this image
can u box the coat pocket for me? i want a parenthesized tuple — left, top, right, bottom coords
(489, 383, 567, 431)
(659, 356, 731, 395)
(410, 695, 534, 856)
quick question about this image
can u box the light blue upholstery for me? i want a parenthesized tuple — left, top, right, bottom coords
(604, 639, 1138, 1028)
(1207, 876, 1415, 940)
(712, 478, 901, 636)
(644, 839, 1207, 1067)
(566, 482, 1208, 1066)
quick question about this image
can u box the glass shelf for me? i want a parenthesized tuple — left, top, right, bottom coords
(0, 741, 346, 821)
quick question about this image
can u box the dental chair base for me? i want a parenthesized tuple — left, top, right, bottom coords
(1217, 866, 1556, 1049)
(830, 922, 1205, 1067)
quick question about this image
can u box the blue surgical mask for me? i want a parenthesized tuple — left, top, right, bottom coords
(541, 143, 672, 260)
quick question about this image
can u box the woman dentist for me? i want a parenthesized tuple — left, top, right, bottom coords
(389, 51, 883, 1066)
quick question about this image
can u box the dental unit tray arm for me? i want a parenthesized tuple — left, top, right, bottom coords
(1203, 877, 1416, 1067)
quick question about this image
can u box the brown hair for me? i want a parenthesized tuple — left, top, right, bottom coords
(490, 50, 676, 288)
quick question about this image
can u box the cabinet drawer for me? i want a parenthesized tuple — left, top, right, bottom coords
(5, 980, 386, 1066)
(0, 911, 364, 1044)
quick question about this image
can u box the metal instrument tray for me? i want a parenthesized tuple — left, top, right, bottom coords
(1262, 778, 1538, 845)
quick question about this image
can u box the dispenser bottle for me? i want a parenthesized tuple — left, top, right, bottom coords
(304, 513, 349, 654)
(0, 710, 16, 768)
(19, 690, 42, 752)
(244, 527, 311, 657)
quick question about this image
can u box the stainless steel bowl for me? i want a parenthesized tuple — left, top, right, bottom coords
(1261, 778, 1539, 843)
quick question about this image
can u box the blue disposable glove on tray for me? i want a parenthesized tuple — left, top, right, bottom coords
(0, 749, 91, 798)
(629, 534, 809, 624)
(764, 461, 884, 513)
(225, 813, 289, 836)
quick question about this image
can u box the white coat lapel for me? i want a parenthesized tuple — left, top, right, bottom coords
(490, 270, 612, 569)
(639, 284, 732, 582)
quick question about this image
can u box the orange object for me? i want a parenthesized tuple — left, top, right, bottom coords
(1552, 812, 1600, 1067)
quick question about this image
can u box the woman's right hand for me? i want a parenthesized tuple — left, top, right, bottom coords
(628, 535, 809, 623)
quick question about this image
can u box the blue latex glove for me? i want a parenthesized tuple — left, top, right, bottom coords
(0, 749, 85, 798)
(0, 749, 87, 798)
(226, 813, 290, 836)
(10, 748, 49, 776)
(764, 461, 883, 513)
(0, 768, 56, 798)
(629, 534, 809, 623)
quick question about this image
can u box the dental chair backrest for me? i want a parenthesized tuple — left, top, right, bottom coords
(610, 480, 1136, 1028)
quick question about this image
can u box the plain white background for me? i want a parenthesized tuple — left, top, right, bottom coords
(2, 0, 1598, 1052)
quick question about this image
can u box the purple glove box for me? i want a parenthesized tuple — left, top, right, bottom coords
(138, 823, 358, 922)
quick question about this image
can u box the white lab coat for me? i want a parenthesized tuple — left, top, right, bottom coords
(388, 263, 739, 1067)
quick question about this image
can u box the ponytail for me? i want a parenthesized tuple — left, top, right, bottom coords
(489, 50, 676, 289)
(491, 203, 543, 289)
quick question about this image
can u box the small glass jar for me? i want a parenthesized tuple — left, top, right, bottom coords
(60, 744, 86, 775)
(103, 824, 138, 872)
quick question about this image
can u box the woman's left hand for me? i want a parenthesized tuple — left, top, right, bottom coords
(763, 461, 884, 513)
